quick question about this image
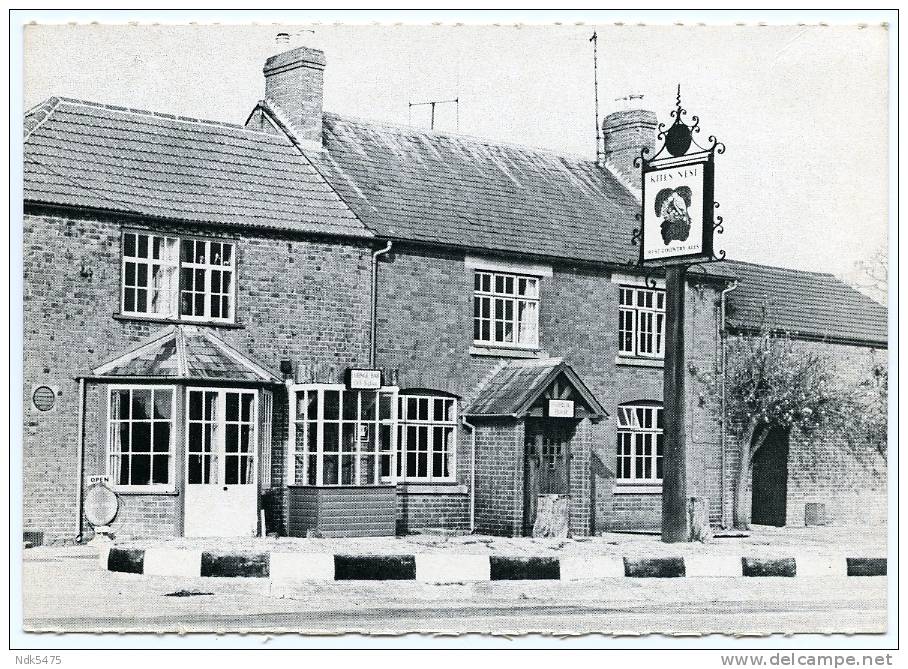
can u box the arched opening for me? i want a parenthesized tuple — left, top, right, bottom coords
(750, 426, 790, 526)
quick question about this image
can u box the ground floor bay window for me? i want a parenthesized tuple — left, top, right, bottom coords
(286, 384, 400, 537)
(288, 385, 398, 486)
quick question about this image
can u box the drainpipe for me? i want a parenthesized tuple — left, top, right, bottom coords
(719, 280, 739, 528)
(461, 417, 476, 533)
(370, 241, 393, 368)
(74, 377, 86, 542)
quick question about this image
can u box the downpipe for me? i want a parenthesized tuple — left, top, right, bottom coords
(370, 241, 393, 368)
(74, 377, 86, 542)
(719, 280, 738, 529)
(461, 417, 476, 533)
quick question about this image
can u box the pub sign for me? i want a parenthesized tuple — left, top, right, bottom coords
(636, 86, 723, 268)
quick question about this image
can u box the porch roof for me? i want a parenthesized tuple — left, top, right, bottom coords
(88, 325, 281, 383)
(464, 357, 607, 418)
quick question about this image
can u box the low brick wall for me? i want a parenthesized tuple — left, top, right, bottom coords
(396, 486, 469, 534)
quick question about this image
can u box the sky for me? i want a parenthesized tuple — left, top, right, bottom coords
(21, 20, 890, 279)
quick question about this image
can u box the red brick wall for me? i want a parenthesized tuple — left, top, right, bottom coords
(396, 490, 470, 534)
(725, 336, 887, 528)
(23, 208, 372, 543)
(374, 247, 726, 535)
(473, 420, 524, 536)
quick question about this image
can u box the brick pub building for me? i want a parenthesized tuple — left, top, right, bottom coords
(22, 45, 887, 543)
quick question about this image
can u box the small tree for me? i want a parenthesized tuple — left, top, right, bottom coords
(722, 326, 855, 529)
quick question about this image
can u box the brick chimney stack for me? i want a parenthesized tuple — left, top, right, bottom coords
(263, 45, 326, 144)
(602, 96, 658, 186)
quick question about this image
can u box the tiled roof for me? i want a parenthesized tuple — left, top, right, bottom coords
(715, 260, 888, 347)
(91, 325, 281, 382)
(312, 113, 641, 265)
(465, 357, 606, 417)
(23, 97, 372, 239)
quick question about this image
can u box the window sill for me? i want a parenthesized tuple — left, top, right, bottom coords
(615, 356, 664, 369)
(113, 313, 244, 329)
(614, 483, 663, 495)
(111, 487, 179, 496)
(398, 482, 468, 495)
(470, 345, 543, 359)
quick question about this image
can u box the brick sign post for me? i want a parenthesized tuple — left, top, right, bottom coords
(632, 87, 725, 543)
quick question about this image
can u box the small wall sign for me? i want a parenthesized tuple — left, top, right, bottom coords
(547, 399, 575, 418)
(347, 368, 383, 390)
(88, 475, 110, 485)
(32, 385, 57, 412)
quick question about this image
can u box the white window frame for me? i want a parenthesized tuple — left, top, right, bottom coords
(185, 387, 258, 488)
(397, 394, 458, 483)
(287, 384, 399, 487)
(618, 286, 666, 359)
(473, 269, 540, 349)
(616, 403, 664, 489)
(106, 384, 176, 493)
(120, 230, 236, 324)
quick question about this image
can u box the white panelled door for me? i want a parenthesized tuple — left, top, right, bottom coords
(184, 388, 258, 537)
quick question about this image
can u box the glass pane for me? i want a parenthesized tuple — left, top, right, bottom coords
(241, 394, 253, 422)
(341, 454, 355, 485)
(225, 393, 239, 421)
(189, 423, 202, 451)
(137, 234, 148, 259)
(118, 423, 130, 453)
(153, 390, 172, 419)
(152, 423, 170, 452)
(124, 262, 136, 286)
(132, 423, 151, 452)
(136, 289, 147, 313)
(222, 244, 232, 266)
(124, 233, 136, 257)
(118, 455, 130, 485)
(324, 391, 340, 420)
(306, 454, 317, 485)
(132, 454, 151, 485)
(152, 454, 169, 484)
(188, 455, 203, 484)
(342, 390, 357, 420)
(323, 455, 339, 485)
(225, 425, 239, 453)
(225, 455, 238, 485)
(379, 393, 392, 421)
(323, 423, 339, 452)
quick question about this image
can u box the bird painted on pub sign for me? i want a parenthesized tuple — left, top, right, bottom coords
(655, 186, 693, 245)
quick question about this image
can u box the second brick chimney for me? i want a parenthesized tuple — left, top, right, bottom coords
(602, 96, 658, 186)
(263, 46, 326, 144)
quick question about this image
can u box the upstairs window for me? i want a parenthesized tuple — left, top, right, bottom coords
(121, 232, 235, 323)
(473, 270, 539, 348)
(397, 394, 457, 482)
(618, 286, 665, 358)
(616, 403, 664, 484)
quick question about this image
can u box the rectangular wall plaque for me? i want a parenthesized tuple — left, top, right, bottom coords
(347, 368, 383, 390)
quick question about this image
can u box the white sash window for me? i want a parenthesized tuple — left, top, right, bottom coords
(616, 403, 664, 485)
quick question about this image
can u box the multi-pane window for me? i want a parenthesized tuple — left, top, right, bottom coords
(289, 386, 397, 486)
(397, 395, 457, 481)
(616, 403, 664, 484)
(121, 232, 234, 323)
(186, 389, 257, 486)
(473, 270, 539, 348)
(618, 287, 666, 358)
(108, 386, 174, 489)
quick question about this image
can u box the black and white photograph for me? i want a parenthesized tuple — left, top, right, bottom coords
(10, 7, 896, 661)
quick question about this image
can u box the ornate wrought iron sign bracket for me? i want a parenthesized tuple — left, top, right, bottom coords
(631, 85, 726, 274)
